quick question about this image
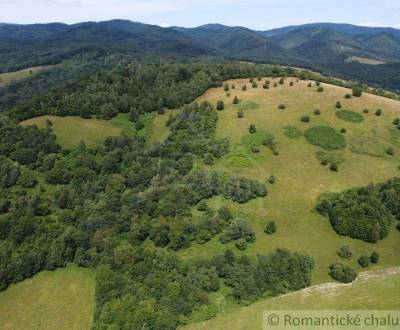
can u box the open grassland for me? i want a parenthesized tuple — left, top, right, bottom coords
(175, 77, 400, 323)
(21, 113, 158, 148)
(184, 267, 400, 330)
(0, 65, 55, 86)
(0, 266, 95, 330)
(346, 56, 385, 65)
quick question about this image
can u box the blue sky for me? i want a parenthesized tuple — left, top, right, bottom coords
(1, 0, 400, 30)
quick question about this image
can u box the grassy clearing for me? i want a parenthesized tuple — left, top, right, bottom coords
(346, 56, 385, 66)
(184, 267, 400, 330)
(0, 65, 55, 86)
(336, 110, 364, 123)
(0, 266, 95, 330)
(21, 115, 124, 147)
(179, 77, 400, 324)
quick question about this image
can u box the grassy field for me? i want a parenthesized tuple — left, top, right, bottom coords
(21, 113, 161, 148)
(172, 77, 400, 324)
(184, 267, 400, 330)
(0, 266, 95, 330)
(21, 114, 130, 147)
(0, 65, 55, 86)
(346, 56, 385, 65)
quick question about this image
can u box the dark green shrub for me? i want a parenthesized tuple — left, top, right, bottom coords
(203, 154, 214, 165)
(340, 128, 346, 133)
(217, 101, 225, 111)
(386, 148, 395, 156)
(279, 78, 285, 85)
(264, 221, 276, 235)
(352, 86, 363, 97)
(235, 239, 248, 250)
(345, 94, 352, 99)
(329, 164, 338, 172)
(197, 201, 208, 212)
(278, 104, 286, 110)
(314, 109, 321, 115)
(233, 96, 240, 104)
(363, 109, 369, 113)
(375, 109, 382, 116)
(321, 159, 328, 166)
(249, 124, 257, 134)
(289, 81, 294, 86)
(252, 82, 258, 88)
(268, 175, 276, 184)
(251, 146, 260, 154)
(237, 110, 244, 118)
(301, 116, 310, 123)
(329, 263, 358, 283)
(370, 252, 380, 264)
(338, 245, 352, 259)
(336, 101, 342, 109)
(358, 255, 370, 268)
(242, 85, 247, 91)
(317, 86, 324, 92)
(224, 83, 229, 92)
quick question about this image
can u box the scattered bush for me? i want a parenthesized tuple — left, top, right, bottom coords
(224, 83, 229, 92)
(249, 124, 257, 134)
(219, 218, 256, 244)
(370, 251, 380, 264)
(217, 101, 225, 111)
(329, 263, 358, 283)
(336, 101, 342, 109)
(279, 78, 285, 85)
(345, 94, 352, 99)
(340, 128, 346, 133)
(263, 83, 270, 89)
(237, 110, 244, 118)
(268, 175, 276, 184)
(251, 146, 260, 154)
(314, 109, 321, 115)
(307, 83, 312, 87)
(235, 239, 248, 250)
(252, 82, 258, 88)
(329, 163, 338, 172)
(363, 109, 369, 113)
(375, 109, 382, 116)
(278, 104, 286, 110)
(352, 86, 363, 97)
(289, 81, 294, 86)
(321, 159, 328, 166)
(317, 86, 324, 92)
(386, 148, 395, 156)
(301, 116, 310, 123)
(233, 96, 240, 104)
(358, 255, 370, 268)
(242, 85, 247, 91)
(264, 221, 276, 235)
(338, 245, 352, 259)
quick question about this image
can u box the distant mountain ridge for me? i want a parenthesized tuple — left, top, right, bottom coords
(1, 20, 400, 89)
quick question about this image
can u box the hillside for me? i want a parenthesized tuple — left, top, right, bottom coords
(1, 20, 400, 90)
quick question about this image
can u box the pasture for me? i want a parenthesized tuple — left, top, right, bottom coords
(0, 266, 95, 330)
(0, 65, 54, 86)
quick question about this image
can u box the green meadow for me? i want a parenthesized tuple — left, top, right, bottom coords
(0, 266, 95, 330)
(0, 65, 54, 86)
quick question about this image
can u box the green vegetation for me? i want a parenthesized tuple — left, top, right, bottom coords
(284, 126, 303, 139)
(335, 110, 364, 123)
(21, 115, 126, 147)
(329, 263, 358, 283)
(0, 65, 54, 86)
(0, 266, 95, 330)
(234, 100, 259, 111)
(185, 268, 400, 330)
(304, 126, 346, 150)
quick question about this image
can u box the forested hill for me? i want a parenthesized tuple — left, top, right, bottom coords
(1, 20, 400, 91)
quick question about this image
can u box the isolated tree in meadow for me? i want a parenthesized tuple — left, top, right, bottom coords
(370, 252, 380, 264)
(264, 221, 276, 235)
(249, 124, 256, 134)
(358, 255, 370, 268)
(216, 101, 225, 111)
(338, 245, 352, 259)
(242, 85, 247, 91)
(224, 83, 230, 92)
(233, 96, 240, 104)
(336, 101, 342, 109)
(237, 110, 244, 118)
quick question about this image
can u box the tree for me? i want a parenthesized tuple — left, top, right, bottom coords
(317, 86, 324, 92)
(370, 251, 380, 264)
(237, 110, 244, 118)
(358, 255, 370, 268)
(216, 101, 225, 111)
(224, 83, 229, 92)
(249, 124, 256, 134)
(264, 221, 276, 235)
(301, 116, 310, 123)
(338, 245, 352, 259)
(352, 86, 363, 97)
(278, 104, 286, 110)
(242, 85, 247, 91)
(329, 263, 358, 283)
(233, 96, 240, 104)
(336, 101, 342, 109)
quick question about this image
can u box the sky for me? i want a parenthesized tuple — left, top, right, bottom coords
(1, 0, 400, 30)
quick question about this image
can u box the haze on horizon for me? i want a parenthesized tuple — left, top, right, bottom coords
(1, 0, 400, 30)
